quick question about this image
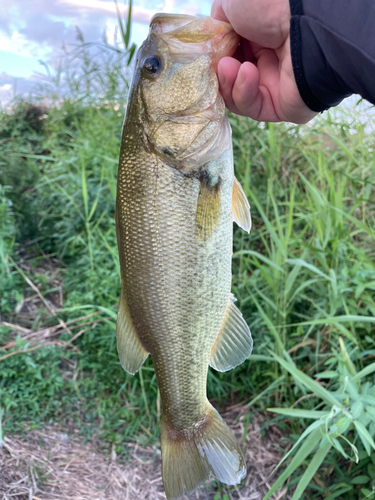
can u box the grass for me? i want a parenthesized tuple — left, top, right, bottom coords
(228, 113, 375, 498)
(1, 18, 375, 499)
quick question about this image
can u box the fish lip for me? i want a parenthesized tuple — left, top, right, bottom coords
(149, 13, 199, 34)
(149, 13, 232, 39)
(149, 14, 239, 60)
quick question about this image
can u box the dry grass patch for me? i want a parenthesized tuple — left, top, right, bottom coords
(0, 407, 288, 500)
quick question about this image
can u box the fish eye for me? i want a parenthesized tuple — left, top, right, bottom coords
(143, 55, 161, 75)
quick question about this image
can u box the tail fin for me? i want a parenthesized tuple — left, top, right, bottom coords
(161, 402, 246, 499)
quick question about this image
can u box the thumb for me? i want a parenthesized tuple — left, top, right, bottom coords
(211, 0, 229, 22)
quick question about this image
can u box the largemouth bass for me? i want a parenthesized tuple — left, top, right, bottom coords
(116, 13, 253, 499)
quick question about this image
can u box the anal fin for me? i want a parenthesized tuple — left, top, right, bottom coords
(232, 177, 251, 233)
(210, 295, 253, 372)
(116, 291, 148, 375)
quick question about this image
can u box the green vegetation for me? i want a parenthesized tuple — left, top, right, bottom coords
(1, 12, 375, 500)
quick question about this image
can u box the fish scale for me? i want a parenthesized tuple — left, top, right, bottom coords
(115, 13, 253, 499)
(118, 139, 232, 429)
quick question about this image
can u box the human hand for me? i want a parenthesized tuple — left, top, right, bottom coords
(211, 0, 317, 123)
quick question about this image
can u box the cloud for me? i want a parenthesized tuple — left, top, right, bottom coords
(0, 0, 207, 84)
(0, 30, 52, 59)
(0, 0, 155, 54)
(0, 0, 205, 43)
(19, 15, 67, 46)
(0, 72, 35, 105)
(58, 0, 154, 24)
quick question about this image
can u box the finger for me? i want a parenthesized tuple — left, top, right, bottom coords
(230, 50, 316, 123)
(217, 57, 243, 116)
(218, 58, 271, 120)
(211, 0, 229, 22)
(233, 52, 291, 121)
(231, 61, 267, 120)
(212, 0, 290, 49)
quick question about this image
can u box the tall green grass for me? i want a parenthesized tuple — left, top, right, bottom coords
(229, 113, 375, 498)
(1, 14, 375, 498)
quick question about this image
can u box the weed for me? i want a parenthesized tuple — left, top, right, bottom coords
(0, 11, 374, 498)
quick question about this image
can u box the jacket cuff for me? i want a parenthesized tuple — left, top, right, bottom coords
(289, 0, 329, 112)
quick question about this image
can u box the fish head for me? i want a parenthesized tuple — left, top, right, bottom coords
(129, 14, 239, 171)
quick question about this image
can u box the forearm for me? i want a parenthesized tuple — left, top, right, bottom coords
(290, 0, 375, 111)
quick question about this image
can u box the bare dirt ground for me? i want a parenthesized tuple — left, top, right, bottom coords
(0, 407, 289, 500)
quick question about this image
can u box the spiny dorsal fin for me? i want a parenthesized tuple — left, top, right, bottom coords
(116, 291, 149, 375)
(210, 294, 253, 372)
(232, 177, 251, 233)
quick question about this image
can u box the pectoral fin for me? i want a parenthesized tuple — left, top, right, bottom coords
(196, 171, 221, 241)
(116, 291, 149, 375)
(210, 295, 253, 372)
(232, 177, 251, 233)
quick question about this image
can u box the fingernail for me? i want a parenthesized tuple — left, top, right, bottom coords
(236, 66, 246, 86)
(218, 66, 226, 86)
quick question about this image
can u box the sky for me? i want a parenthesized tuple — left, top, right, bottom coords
(0, 0, 212, 103)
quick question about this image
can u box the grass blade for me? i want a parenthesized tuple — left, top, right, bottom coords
(286, 258, 331, 281)
(352, 362, 375, 383)
(114, 0, 127, 49)
(262, 428, 322, 500)
(290, 441, 332, 500)
(124, 0, 133, 49)
(268, 409, 328, 419)
(353, 421, 375, 456)
(272, 353, 341, 407)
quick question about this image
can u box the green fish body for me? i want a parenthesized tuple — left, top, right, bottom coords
(116, 14, 252, 499)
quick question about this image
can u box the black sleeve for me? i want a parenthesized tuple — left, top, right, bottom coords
(289, 0, 375, 112)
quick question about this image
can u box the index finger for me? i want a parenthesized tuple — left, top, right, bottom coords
(211, 0, 229, 22)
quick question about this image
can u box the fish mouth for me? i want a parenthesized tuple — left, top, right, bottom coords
(149, 14, 239, 66)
